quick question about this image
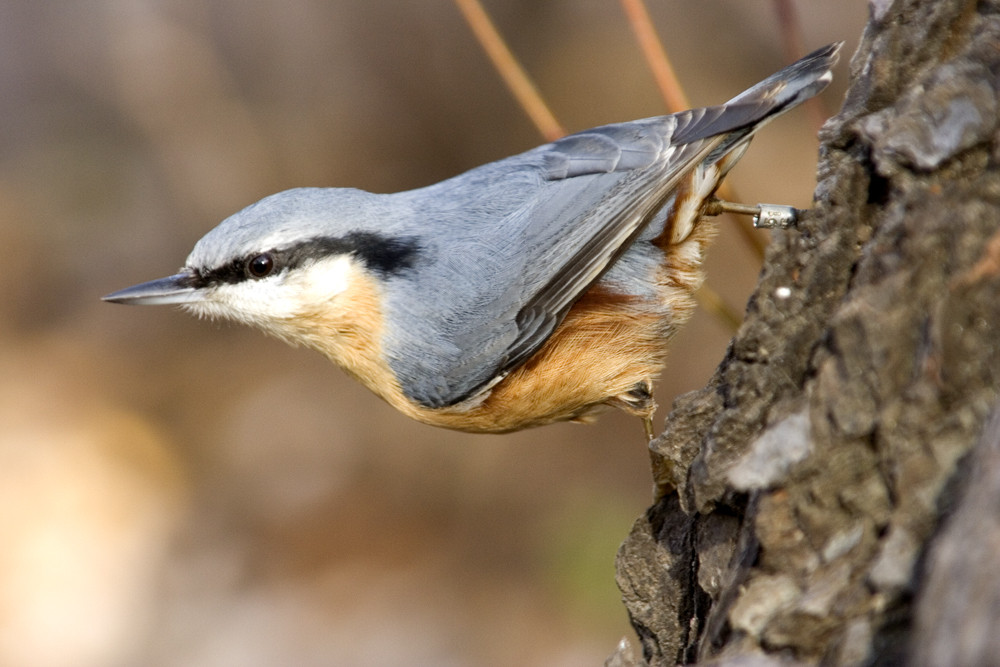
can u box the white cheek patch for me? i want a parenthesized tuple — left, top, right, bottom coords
(294, 254, 355, 304)
(185, 254, 357, 324)
(203, 279, 302, 321)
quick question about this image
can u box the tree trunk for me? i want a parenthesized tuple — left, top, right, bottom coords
(611, 0, 1000, 664)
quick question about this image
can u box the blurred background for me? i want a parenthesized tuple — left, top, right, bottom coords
(0, 2, 865, 665)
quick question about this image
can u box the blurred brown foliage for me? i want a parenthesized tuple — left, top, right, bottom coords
(0, 2, 862, 665)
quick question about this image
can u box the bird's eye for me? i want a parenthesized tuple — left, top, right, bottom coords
(247, 253, 275, 279)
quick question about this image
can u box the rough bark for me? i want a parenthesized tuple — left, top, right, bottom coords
(611, 0, 1000, 664)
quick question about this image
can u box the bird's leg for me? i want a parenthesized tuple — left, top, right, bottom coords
(702, 197, 800, 229)
(642, 415, 655, 441)
(608, 380, 658, 440)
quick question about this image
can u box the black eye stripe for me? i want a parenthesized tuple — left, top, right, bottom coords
(191, 258, 244, 287)
(343, 231, 421, 277)
(191, 233, 421, 288)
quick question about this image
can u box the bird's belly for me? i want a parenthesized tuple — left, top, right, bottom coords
(406, 287, 668, 432)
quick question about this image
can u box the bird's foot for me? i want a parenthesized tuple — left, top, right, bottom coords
(609, 380, 657, 440)
(703, 197, 800, 229)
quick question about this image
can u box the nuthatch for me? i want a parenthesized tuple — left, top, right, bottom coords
(105, 43, 840, 436)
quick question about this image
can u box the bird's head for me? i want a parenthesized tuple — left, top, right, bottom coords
(104, 188, 422, 349)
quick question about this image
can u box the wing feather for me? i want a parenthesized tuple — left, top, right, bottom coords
(387, 43, 841, 408)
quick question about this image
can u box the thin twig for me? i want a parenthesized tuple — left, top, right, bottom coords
(619, 0, 756, 324)
(453, 0, 565, 141)
(621, 0, 765, 263)
(619, 0, 690, 112)
(458, 0, 747, 331)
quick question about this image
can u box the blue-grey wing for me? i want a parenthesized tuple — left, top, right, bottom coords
(385, 117, 718, 408)
(386, 43, 840, 408)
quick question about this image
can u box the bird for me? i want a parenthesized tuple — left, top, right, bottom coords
(104, 43, 840, 437)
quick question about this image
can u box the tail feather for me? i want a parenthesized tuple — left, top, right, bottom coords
(672, 42, 842, 146)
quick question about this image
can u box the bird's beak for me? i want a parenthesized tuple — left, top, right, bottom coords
(102, 272, 205, 306)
